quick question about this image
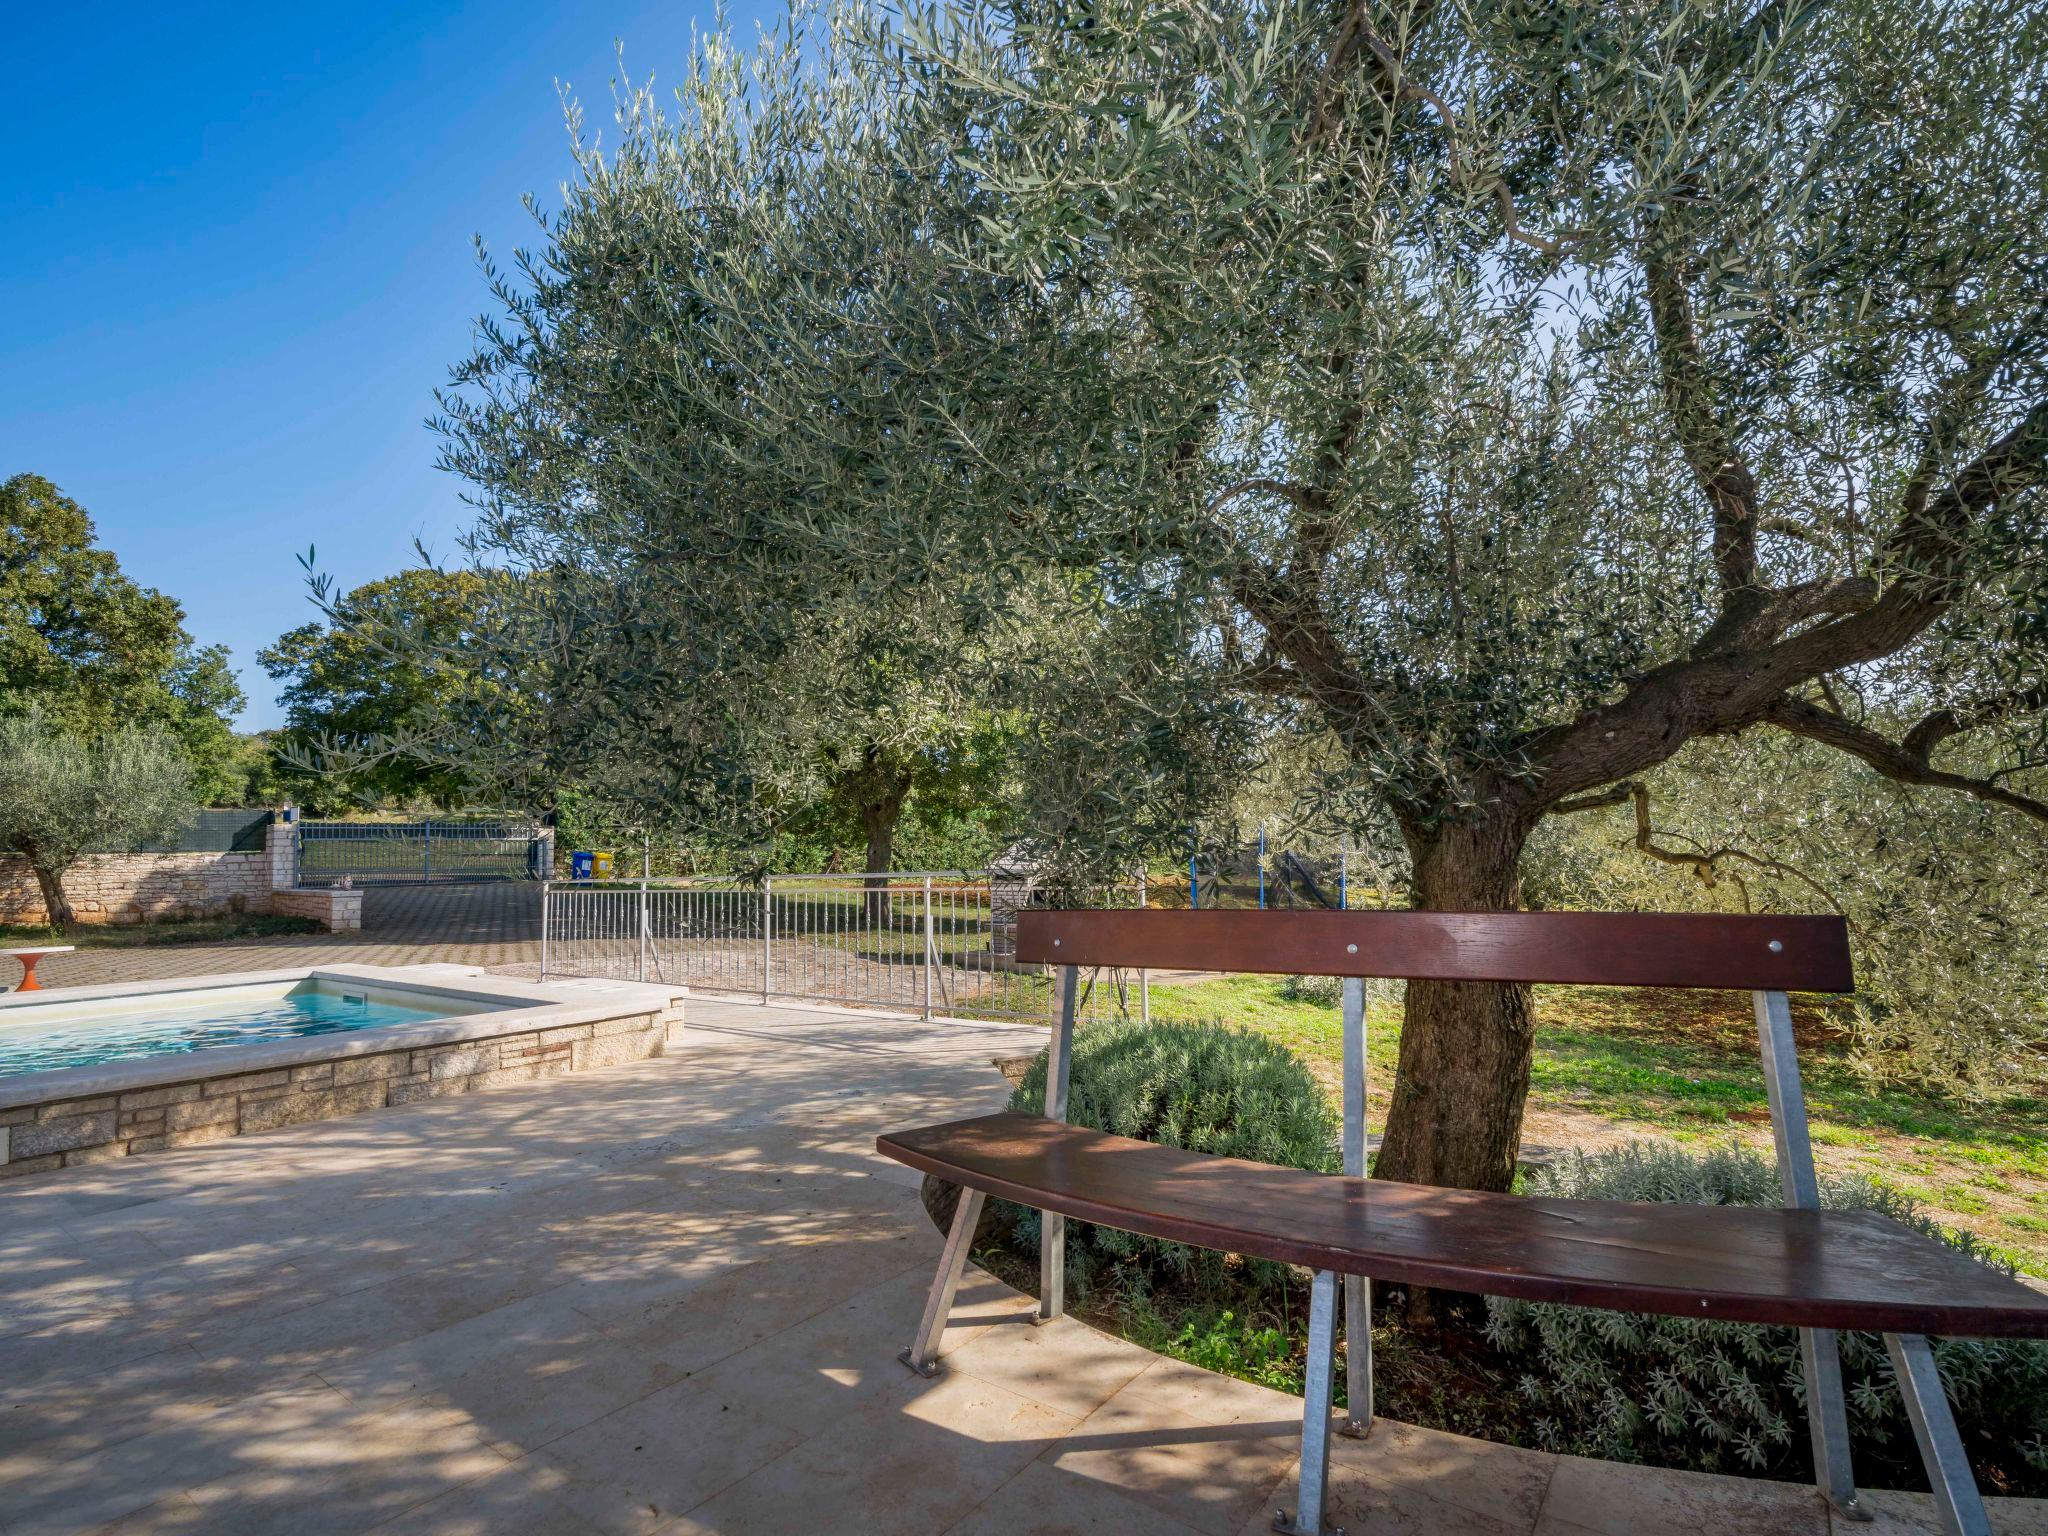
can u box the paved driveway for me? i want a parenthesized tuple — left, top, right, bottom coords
(20, 881, 543, 990)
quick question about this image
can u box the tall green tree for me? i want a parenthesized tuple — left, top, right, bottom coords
(0, 706, 197, 927)
(1, 474, 246, 801)
(425, 14, 1247, 866)
(867, 0, 2048, 1191)
(447, 0, 2044, 1191)
(260, 568, 494, 811)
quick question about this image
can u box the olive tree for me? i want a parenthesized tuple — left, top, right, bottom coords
(429, 11, 1248, 867)
(865, 0, 2048, 1188)
(0, 707, 197, 928)
(448, 0, 2044, 1190)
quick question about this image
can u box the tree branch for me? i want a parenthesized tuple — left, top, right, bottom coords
(1525, 398, 2048, 810)
(1550, 782, 1637, 815)
(1762, 694, 2048, 824)
(1645, 249, 1764, 635)
(1898, 686, 2047, 762)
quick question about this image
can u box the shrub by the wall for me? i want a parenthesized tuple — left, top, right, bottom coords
(1485, 1142, 2048, 1486)
(1006, 1017, 1337, 1301)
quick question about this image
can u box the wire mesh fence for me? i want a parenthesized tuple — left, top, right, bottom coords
(297, 820, 549, 886)
(541, 872, 1155, 1022)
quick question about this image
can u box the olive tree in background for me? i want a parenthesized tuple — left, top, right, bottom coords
(444, 0, 2044, 1191)
(0, 707, 197, 928)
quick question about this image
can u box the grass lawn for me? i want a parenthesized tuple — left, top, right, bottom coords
(1132, 975, 2048, 1278)
(0, 913, 324, 949)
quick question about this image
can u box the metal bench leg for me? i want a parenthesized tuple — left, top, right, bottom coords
(1885, 1333, 1992, 1536)
(1342, 1276, 1372, 1436)
(1755, 989, 1867, 1522)
(1275, 1268, 1344, 1536)
(1038, 963, 1079, 1323)
(900, 1187, 986, 1377)
(1339, 978, 1372, 1438)
(1800, 1327, 1864, 1521)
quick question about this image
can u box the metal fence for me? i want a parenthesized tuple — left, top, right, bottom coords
(297, 820, 549, 886)
(137, 807, 277, 854)
(541, 872, 1155, 1022)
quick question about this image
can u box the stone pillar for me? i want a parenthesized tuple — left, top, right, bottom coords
(264, 813, 298, 892)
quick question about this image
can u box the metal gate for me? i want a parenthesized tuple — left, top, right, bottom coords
(295, 820, 548, 886)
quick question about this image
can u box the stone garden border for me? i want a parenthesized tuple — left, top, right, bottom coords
(0, 965, 686, 1176)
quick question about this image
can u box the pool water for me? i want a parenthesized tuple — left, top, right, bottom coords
(0, 982, 487, 1079)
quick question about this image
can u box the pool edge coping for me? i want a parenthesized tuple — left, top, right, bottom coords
(0, 965, 688, 1111)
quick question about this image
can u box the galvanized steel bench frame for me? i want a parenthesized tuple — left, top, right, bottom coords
(888, 909, 2019, 1536)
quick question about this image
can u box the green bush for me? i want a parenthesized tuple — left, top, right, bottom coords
(1485, 1143, 2048, 1484)
(1006, 1017, 1337, 1301)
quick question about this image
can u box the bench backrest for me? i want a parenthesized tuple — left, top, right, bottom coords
(1014, 908, 1852, 992)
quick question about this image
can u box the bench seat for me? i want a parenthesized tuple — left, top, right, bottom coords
(879, 1110, 2048, 1339)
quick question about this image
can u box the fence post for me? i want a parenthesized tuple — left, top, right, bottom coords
(638, 878, 649, 983)
(539, 881, 550, 980)
(922, 876, 935, 1020)
(761, 875, 774, 1003)
(422, 818, 432, 883)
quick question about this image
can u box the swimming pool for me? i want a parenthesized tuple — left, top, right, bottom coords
(0, 978, 498, 1078)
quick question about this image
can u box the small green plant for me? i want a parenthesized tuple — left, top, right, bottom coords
(1006, 1017, 1337, 1301)
(1164, 1310, 1304, 1394)
(1486, 1143, 2048, 1483)
(1278, 973, 1343, 1007)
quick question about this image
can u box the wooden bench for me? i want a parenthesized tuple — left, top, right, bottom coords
(877, 909, 2048, 1536)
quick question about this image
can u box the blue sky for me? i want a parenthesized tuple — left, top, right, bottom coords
(2, 1, 774, 729)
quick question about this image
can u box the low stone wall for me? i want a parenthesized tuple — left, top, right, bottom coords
(0, 851, 276, 926)
(268, 887, 365, 932)
(0, 1009, 668, 1176)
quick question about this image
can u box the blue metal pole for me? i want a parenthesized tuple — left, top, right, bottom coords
(1189, 830, 1199, 910)
(1258, 827, 1266, 910)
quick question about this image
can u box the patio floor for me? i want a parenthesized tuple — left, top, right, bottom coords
(1, 999, 2041, 1536)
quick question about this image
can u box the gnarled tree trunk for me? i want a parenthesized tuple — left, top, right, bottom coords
(27, 858, 76, 930)
(1372, 811, 1538, 1194)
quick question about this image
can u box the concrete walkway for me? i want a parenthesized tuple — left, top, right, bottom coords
(0, 999, 2040, 1535)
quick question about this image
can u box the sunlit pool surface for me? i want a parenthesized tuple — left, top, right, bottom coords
(0, 982, 492, 1079)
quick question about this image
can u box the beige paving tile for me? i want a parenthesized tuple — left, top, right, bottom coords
(1040, 1386, 1301, 1536)
(1841, 1487, 2048, 1534)
(943, 1458, 1209, 1536)
(680, 1264, 1037, 1435)
(531, 1374, 808, 1534)
(0, 1347, 327, 1477)
(1247, 1451, 1538, 1536)
(1109, 1353, 1310, 1427)
(1328, 1415, 1556, 1528)
(363, 1457, 608, 1536)
(939, 1310, 1157, 1420)
(1535, 1455, 1828, 1535)
(166, 1398, 515, 1536)
(662, 1371, 1077, 1536)
(0, 1376, 356, 1536)
(314, 1291, 671, 1458)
